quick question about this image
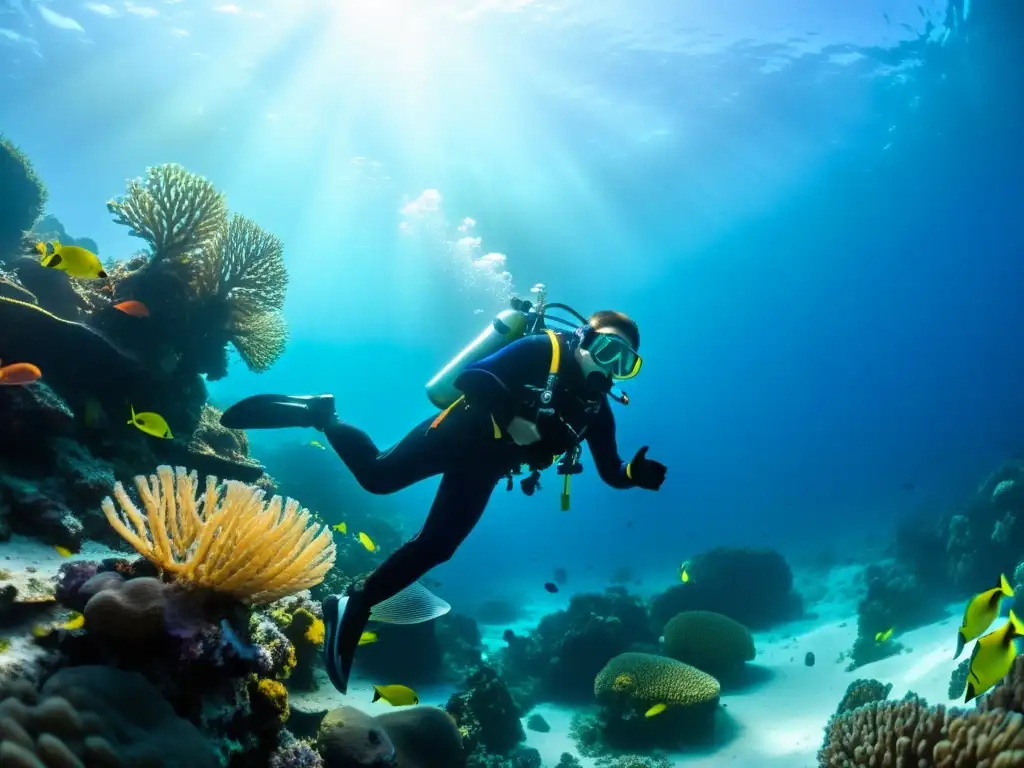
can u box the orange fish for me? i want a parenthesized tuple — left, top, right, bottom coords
(113, 300, 149, 318)
(0, 359, 41, 386)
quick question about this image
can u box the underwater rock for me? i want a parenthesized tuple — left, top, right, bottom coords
(0, 664, 219, 767)
(374, 707, 466, 768)
(182, 404, 267, 484)
(525, 713, 550, 733)
(83, 574, 169, 640)
(317, 705, 397, 766)
(445, 665, 525, 758)
(650, 547, 804, 631)
(269, 730, 325, 768)
(805, 651, 815, 667)
(499, 587, 655, 705)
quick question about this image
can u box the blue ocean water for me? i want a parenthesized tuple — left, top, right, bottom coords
(2, 0, 1022, 725)
(2, 0, 1018, 608)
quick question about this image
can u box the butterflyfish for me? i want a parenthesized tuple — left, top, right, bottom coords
(128, 405, 173, 439)
(372, 684, 419, 706)
(332, 522, 347, 535)
(113, 300, 149, 317)
(53, 545, 73, 558)
(955, 574, 1014, 659)
(965, 609, 1024, 702)
(310, 440, 326, 450)
(0, 359, 41, 386)
(36, 241, 107, 280)
(875, 627, 894, 643)
(359, 631, 378, 646)
(680, 561, 690, 583)
(645, 703, 667, 718)
(358, 532, 377, 552)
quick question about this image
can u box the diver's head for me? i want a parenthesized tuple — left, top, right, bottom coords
(574, 310, 642, 387)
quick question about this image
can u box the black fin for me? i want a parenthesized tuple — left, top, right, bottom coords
(372, 688, 381, 703)
(988, 590, 1002, 608)
(98, 270, 108, 279)
(955, 631, 966, 660)
(49, 253, 63, 269)
(965, 682, 977, 702)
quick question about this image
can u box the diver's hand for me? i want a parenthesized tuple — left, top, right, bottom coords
(628, 446, 666, 490)
(507, 417, 542, 446)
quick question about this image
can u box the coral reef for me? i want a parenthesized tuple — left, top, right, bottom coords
(834, 678, 893, 715)
(445, 665, 525, 759)
(106, 164, 289, 379)
(649, 547, 803, 630)
(846, 561, 945, 669)
(949, 658, 970, 701)
(267, 596, 325, 690)
(499, 588, 655, 705)
(317, 704, 465, 767)
(101, 465, 335, 603)
(0, 665, 218, 766)
(661, 611, 755, 676)
(0, 134, 46, 264)
(819, 691, 1024, 766)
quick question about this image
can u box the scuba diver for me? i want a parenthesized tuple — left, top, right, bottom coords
(220, 286, 667, 694)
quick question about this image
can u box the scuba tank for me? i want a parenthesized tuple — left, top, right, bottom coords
(426, 284, 553, 409)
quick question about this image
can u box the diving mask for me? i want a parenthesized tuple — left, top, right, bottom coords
(584, 330, 642, 380)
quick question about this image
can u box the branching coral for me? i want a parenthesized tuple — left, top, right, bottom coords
(231, 305, 289, 372)
(107, 163, 227, 263)
(101, 465, 336, 604)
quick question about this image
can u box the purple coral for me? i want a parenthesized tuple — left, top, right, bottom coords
(54, 559, 100, 611)
(269, 732, 324, 768)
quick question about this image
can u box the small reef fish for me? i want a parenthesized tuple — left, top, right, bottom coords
(359, 631, 378, 646)
(0, 359, 42, 386)
(965, 610, 1024, 702)
(372, 684, 419, 706)
(31, 625, 52, 638)
(128, 405, 173, 439)
(332, 522, 347, 535)
(955, 574, 1014, 659)
(645, 703, 667, 718)
(875, 628, 894, 643)
(358, 532, 377, 552)
(36, 240, 108, 280)
(113, 300, 149, 317)
(53, 545, 73, 558)
(543, 582, 559, 594)
(61, 612, 85, 630)
(310, 440, 326, 450)
(680, 562, 690, 583)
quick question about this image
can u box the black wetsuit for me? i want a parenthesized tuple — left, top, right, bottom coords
(322, 332, 634, 608)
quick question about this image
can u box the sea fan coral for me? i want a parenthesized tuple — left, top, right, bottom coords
(101, 465, 335, 604)
(106, 163, 227, 263)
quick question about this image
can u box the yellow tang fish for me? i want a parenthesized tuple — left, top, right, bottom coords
(332, 522, 347, 535)
(965, 609, 1024, 702)
(955, 574, 1014, 659)
(310, 440, 326, 450)
(645, 703, 667, 718)
(54, 545, 73, 558)
(372, 684, 419, 706)
(680, 561, 690, 583)
(359, 631, 378, 646)
(36, 241, 108, 280)
(875, 627, 894, 643)
(31, 625, 52, 638)
(61, 612, 85, 631)
(128, 405, 173, 439)
(358, 532, 377, 552)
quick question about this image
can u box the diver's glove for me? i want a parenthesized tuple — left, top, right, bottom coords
(627, 446, 666, 490)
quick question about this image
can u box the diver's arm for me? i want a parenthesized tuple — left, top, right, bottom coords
(585, 400, 634, 489)
(454, 335, 551, 431)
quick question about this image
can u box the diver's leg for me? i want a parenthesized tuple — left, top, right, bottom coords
(323, 468, 500, 693)
(321, 414, 454, 495)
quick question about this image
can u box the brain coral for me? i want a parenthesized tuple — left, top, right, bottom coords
(594, 652, 720, 709)
(662, 611, 755, 675)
